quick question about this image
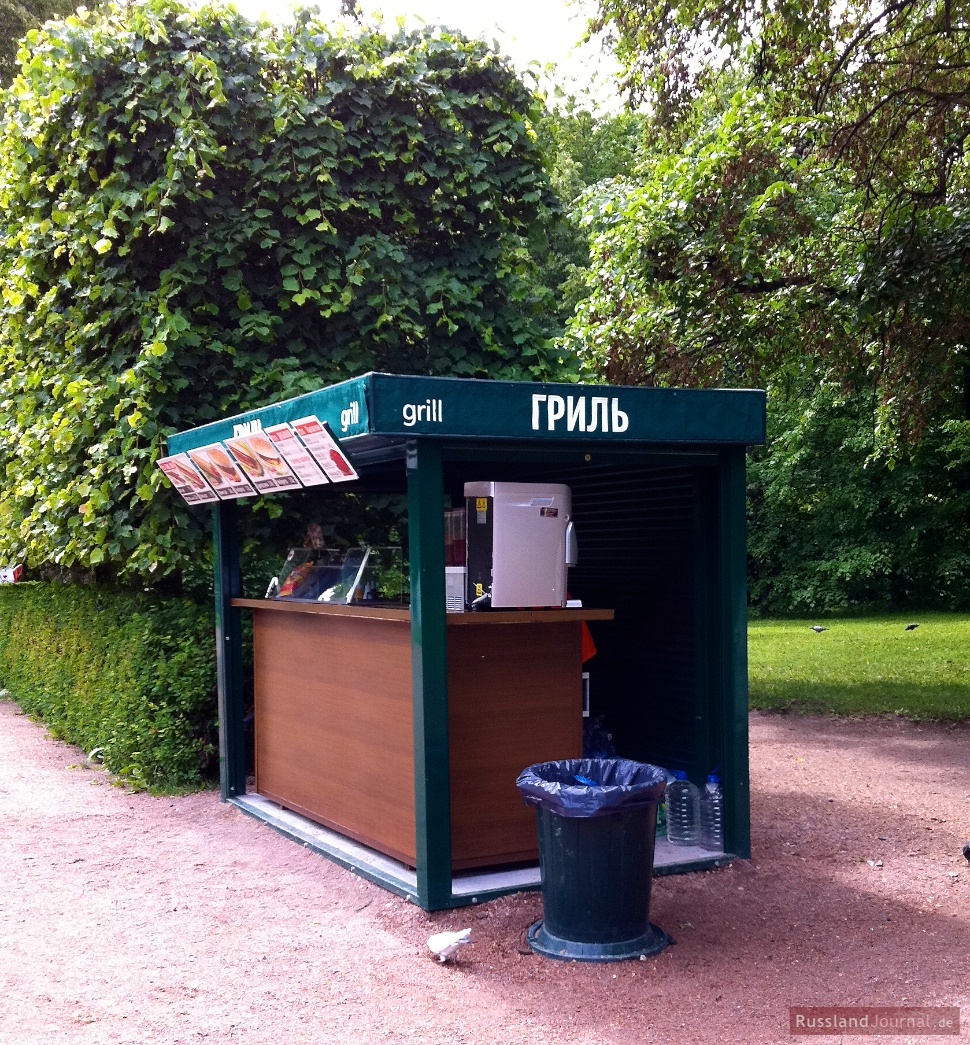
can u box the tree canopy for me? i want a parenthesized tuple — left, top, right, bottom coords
(0, 0, 576, 584)
(593, 0, 970, 210)
(533, 102, 646, 333)
(569, 0, 970, 610)
(578, 1, 970, 446)
(747, 369, 970, 611)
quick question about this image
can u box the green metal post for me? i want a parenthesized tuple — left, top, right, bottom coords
(406, 440, 453, 910)
(213, 500, 246, 802)
(719, 446, 751, 857)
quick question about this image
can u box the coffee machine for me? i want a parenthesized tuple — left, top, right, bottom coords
(463, 481, 577, 609)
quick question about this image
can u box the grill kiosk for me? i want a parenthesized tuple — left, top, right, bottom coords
(165, 373, 766, 911)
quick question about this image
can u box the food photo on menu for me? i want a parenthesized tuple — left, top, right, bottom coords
(225, 433, 302, 492)
(318, 423, 358, 480)
(264, 422, 330, 487)
(247, 432, 294, 476)
(155, 454, 219, 504)
(164, 457, 207, 491)
(187, 444, 255, 497)
(225, 438, 264, 478)
(290, 415, 359, 482)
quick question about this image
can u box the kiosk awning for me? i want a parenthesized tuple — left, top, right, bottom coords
(163, 373, 766, 503)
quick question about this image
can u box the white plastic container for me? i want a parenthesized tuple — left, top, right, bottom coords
(699, 773, 724, 852)
(665, 770, 700, 846)
(445, 566, 466, 613)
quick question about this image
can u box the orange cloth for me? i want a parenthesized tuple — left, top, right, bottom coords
(581, 622, 597, 663)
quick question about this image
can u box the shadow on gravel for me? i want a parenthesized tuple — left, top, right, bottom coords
(401, 732, 969, 1044)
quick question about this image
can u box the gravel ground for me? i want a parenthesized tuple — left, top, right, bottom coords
(1, 700, 967, 1045)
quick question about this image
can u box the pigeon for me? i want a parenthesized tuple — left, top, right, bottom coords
(963, 843, 970, 864)
(811, 626, 827, 633)
(905, 623, 919, 631)
(427, 928, 472, 963)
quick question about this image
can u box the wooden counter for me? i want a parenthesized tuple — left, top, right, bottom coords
(233, 598, 613, 870)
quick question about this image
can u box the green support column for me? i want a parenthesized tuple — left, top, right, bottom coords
(213, 500, 246, 802)
(406, 440, 453, 910)
(719, 446, 751, 857)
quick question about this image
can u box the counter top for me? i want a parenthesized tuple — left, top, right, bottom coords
(231, 598, 411, 622)
(231, 598, 613, 625)
(445, 608, 614, 625)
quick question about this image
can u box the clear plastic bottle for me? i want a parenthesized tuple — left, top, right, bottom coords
(699, 773, 724, 852)
(665, 770, 700, 846)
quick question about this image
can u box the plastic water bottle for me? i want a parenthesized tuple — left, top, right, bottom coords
(699, 773, 724, 852)
(665, 770, 700, 846)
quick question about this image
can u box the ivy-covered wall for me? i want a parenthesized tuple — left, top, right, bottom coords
(0, 0, 577, 588)
(0, 583, 216, 791)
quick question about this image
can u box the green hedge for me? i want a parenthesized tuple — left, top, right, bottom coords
(0, 582, 216, 791)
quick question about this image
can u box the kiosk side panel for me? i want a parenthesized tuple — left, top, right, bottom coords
(252, 608, 417, 865)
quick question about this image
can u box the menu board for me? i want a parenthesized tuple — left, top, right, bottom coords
(225, 432, 303, 494)
(156, 454, 219, 505)
(187, 443, 256, 499)
(291, 416, 359, 482)
(264, 422, 329, 487)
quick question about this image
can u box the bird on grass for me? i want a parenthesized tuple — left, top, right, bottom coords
(427, 928, 472, 963)
(811, 625, 827, 633)
(905, 623, 919, 631)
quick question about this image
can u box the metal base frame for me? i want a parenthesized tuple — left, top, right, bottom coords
(232, 794, 543, 909)
(232, 794, 736, 909)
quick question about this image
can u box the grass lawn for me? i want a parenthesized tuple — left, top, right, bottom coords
(747, 613, 970, 721)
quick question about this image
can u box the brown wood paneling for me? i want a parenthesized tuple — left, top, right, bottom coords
(247, 603, 593, 873)
(252, 610, 416, 864)
(447, 622, 583, 869)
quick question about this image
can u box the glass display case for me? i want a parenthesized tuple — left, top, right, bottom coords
(267, 546, 406, 604)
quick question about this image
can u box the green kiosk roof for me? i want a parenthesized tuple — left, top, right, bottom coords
(166, 373, 766, 459)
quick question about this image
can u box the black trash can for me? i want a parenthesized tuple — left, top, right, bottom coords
(516, 757, 672, 962)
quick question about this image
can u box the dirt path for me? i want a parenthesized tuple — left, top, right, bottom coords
(1, 700, 967, 1044)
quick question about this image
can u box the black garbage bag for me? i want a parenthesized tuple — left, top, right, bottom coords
(516, 757, 668, 818)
